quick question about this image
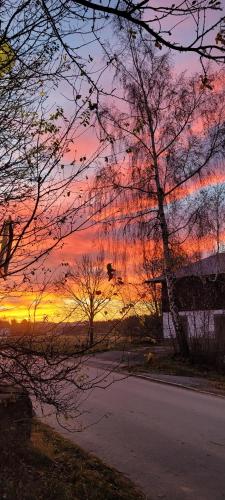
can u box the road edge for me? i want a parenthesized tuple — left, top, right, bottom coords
(127, 371, 225, 399)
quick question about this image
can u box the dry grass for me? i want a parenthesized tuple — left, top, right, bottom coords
(0, 419, 145, 500)
(8, 334, 124, 356)
(129, 355, 225, 391)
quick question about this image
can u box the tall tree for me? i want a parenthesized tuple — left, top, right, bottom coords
(95, 30, 225, 356)
(0, 14, 109, 418)
(0, 12, 106, 278)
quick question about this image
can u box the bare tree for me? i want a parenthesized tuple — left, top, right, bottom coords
(2, 0, 224, 71)
(0, 10, 111, 279)
(0, 11, 114, 419)
(0, 0, 224, 419)
(94, 29, 225, 357)
(58, 253, 120, 347)
(137, 252, 164, 320)
(0, 264, 123, 422)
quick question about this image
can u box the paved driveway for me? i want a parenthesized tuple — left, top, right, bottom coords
(37, 365, 225, 500)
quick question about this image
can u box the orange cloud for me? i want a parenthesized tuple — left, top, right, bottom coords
(168, 170, 225, 202)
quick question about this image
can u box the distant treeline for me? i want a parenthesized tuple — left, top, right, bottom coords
(1, 315, 162, 339)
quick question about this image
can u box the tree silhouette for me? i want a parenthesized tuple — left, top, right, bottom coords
(94, 29, 225, 356)
(60, 254, 118, 346)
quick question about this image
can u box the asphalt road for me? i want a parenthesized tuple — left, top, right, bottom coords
(38, 365, 225, 500)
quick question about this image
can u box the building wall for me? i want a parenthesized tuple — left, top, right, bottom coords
(163, 310, 225, 338)
(162, 274, 225, 312)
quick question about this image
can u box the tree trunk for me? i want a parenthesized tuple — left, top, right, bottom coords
(144, 100, 190, 357)
(89, 317, 94, 347)
(89, 294, 94, 347)
(157, 186, 190, 357)
(125, 56, 190, 357)
(164, 271, 190, 357)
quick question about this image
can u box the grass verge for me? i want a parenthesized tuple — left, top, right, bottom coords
(0, 419, 145, 500)
(129, 355, 225, 393)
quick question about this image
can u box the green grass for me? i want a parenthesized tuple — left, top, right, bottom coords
(0, 419, 145, 500)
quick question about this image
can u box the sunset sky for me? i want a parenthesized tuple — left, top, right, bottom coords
(2, 10, 225, 323)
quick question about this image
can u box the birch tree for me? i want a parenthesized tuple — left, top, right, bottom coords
(94, 30, 225, 357)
